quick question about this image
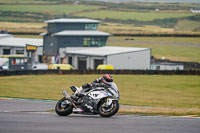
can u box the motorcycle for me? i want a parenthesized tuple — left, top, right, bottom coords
(55, 85, 120, 117)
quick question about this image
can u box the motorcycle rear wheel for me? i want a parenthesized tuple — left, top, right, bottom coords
(55, 97, 73, 116)
(99, 100, 119, 117)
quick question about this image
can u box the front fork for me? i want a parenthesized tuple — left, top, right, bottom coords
(103, 98, 114, 107)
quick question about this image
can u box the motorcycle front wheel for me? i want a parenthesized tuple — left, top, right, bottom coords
(55, 97, 73, 116)
(99, 100, 119, 117)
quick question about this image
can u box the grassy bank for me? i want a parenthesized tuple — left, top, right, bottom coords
(1, 74, 199, 116)
(0, 4, 100, 15)
(0, 75, 199, 108)
(0, 1, 200, 32)
(76, 10, 194, 21)
(108, 36, 200, 62)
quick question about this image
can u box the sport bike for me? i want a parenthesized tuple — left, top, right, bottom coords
(55, 85, 120, 117)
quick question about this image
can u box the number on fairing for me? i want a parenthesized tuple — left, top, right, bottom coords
(88, 91, 107, 99)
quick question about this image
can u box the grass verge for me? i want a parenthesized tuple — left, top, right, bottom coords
(119, 106, 200, 117)
(48, 106, 200, 117)
(0, 75, 200, 114)
(0, 74, 199, 116)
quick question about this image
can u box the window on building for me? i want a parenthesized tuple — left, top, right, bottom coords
(3, 49, 11, 55)
(91, 38, 97, 46)
(156, 66, 160, 70)
(68, 56, 72, 65)
(16, 50, 24, 54)
(84, 38, 91, 47)
(12, 58, 16, 65)
(49, 43, 54, 46)
(39, 55, 43, 63)
(12, 58, 24, 65)
(83, 38, 106, 47)
(99, 40, 106, 46)
(85, 24, 97, 30)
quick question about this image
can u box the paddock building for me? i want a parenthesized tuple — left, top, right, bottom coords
(60, 46, 151, 70)
(0, 36, 43, 63)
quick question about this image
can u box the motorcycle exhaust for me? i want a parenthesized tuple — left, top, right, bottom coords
(62, 90, 70, 98)
(62, 90, 78, 109)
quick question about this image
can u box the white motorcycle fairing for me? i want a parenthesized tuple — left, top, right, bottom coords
(88, 90, 112, 100)
(71, 87, 117, 114)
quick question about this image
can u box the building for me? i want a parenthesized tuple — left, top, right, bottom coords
(42, 18, 151, 70)
(151, 62, 184, 70)
(0, 34, 13, 39)
(0, 36, 43, 63)
(190, 8, 200, 13)
(60, 46, 151, 70)
(42, 18, 110, 56)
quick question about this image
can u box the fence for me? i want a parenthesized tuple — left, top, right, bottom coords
(9, 32, 200, 37)
(0, 70, 200, 76)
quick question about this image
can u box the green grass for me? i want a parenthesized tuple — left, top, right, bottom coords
(0, 0, 38, 4)
(110, 36, 200, 43)
(0, 0, 200, 33)
(0, 16, 31, 22)
(108, 37, 200, 62)
(0, 75, 200, 109)
(14, 35, 42, 38)
(115, 44, 200, 62)
(76, 10, 194, 21)
(0, 5, 194, 21)
(175, 20, 200, 32)
(0, 4, 100, 15)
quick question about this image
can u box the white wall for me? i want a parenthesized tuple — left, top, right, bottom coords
(107, 49, 151, 70)
(33, 47, 43, 63)
(66, 49, 151, 70)
(151, 64, 184, 70)
(0, 46, 43, 63)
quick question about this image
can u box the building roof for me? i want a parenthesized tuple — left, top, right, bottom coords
(45, 18, 101, 24)
(54, 30, 110, 36)
(65, 46, 150, 56)
(0, 34, 13, 39)
(0, 37, 43, 47)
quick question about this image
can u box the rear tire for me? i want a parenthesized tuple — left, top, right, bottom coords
(99, 100, 119, 117)
(55, 97, 73, 116)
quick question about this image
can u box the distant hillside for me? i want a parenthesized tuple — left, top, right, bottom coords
(0, 0, 200, 34)
(86, 0, 200, 4)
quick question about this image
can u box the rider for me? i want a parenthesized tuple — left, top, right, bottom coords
(71, 74, 120, 100)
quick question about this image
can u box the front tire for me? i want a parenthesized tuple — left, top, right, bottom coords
(55, 97, 73, 116)
(99, 100, 119, 117)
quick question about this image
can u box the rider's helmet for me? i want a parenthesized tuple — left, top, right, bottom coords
(102, 74, 113, 82)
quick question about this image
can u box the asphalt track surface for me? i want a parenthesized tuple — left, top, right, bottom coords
(0, 98, 200, 133)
